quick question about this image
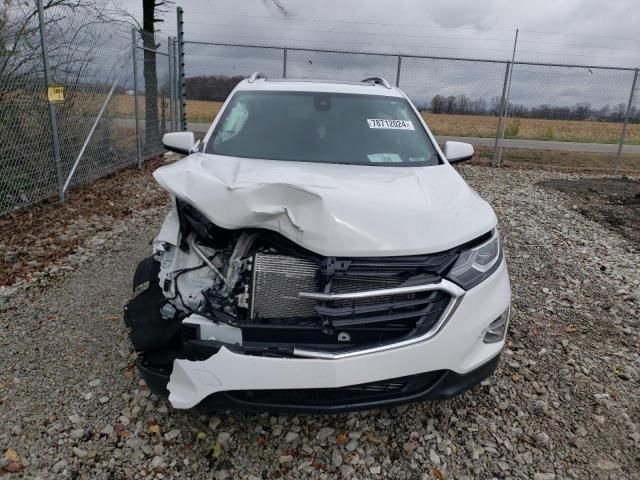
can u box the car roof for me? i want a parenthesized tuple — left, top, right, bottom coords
(235, 76, 405, 97)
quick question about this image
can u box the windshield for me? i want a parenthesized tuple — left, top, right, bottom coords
(205, 91, 440, 166)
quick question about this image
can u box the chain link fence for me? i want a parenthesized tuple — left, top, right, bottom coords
(179, 39, 639, 171)
(1, 2, 56, 212)
(0, 1, 178, 215)
(2, 4, 639, 215)
(137, 31, 175, 159)
(631, 70, 640, 152)
(506, 63, 638, 143)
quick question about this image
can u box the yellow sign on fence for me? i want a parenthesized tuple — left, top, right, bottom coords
(47, 85, 64, 104)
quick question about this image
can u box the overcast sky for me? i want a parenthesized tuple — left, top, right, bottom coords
(117, 0, 640, 67)
(115, 0, 640, 109)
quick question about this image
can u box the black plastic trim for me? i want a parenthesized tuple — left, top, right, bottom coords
(137, 352, 501, 413)
(124, 283, 181, 352)
(132, 256, 160, 291)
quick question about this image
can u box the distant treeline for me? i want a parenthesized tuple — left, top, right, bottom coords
(183, 75, 639, 123)
(424, 94, 639, 123)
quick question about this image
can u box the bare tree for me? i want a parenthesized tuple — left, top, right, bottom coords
(613, 103, 626, 122)
(1, 0, 130, 101)
(430, 95, 445, 114)
(2, 1, 90, 91)
(138, 0, 288, 153)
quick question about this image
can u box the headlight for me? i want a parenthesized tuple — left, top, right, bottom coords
(446, 229, 502, 290)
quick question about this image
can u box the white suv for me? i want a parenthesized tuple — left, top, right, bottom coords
(124, 74, 511, 412)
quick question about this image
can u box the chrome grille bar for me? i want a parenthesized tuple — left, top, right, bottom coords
(299, 281, 462, 301)
(294, 279, 465, 360)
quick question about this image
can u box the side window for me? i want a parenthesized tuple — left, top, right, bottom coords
(214, 100, 248, 145)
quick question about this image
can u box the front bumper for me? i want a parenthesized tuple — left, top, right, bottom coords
(139, 351, 501, 413)
(138, 259, 511, 411)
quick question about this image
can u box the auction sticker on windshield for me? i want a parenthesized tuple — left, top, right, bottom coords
(367, 119, 415, 130)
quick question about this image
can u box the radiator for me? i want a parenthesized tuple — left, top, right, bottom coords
(250, 253, 320, 319)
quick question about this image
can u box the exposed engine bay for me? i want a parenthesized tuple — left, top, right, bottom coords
(124, 198, 480, 369)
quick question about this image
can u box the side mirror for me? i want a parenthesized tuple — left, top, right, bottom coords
(162, 131, 196, 155)
(444, 141, 474, 163)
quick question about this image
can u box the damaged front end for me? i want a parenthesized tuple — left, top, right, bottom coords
(124, 199, 484, 410)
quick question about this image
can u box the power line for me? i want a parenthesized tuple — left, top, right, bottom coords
(183, 10, 639, 46)
(183, 31, 640, 65)
(185, 10, 515, 33)
(183, 19, 640, 56)
(185, 10, 638, 44)
(183, 30, 516, 55)
(184, 19, 513, 44)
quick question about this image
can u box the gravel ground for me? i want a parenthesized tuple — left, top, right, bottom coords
(1, 164, 638, 479)
(541, 177, 640, 248)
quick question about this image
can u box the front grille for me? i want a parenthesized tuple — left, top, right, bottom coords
(331, 274, 405, 293)
(225, 371, 444, 407)
(330, 274, 405, 306)
(245, 253, 452, 352)
(317, 289, 451, 328)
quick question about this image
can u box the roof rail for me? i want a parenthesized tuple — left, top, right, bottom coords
(247, 72, 266, 83)
(362, 76, 392, 89)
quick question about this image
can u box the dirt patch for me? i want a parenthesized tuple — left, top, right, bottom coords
(0, 155, 171, 287)
(540, 177, 640, 247)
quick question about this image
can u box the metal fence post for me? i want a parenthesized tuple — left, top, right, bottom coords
(176, 7, 187, 131)
(37, 0, 64, 202)
(168, 37, 175, 131)
(493, 29, 518, 167)
(492, 62, 510, 166)
(131, 28, 142, 168)
(283, 48, 288, 78)
(173, 37, 180, 131)
(614, 68, 638, 175)
(170, 38, 177, 130)
(396, 56, 402, 87)
(63, 73, 123, 193)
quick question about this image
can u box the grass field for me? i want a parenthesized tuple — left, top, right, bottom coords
(422, 113, 640, 145)
(472, 146, 639, 174)
(108, 95, 640, 145)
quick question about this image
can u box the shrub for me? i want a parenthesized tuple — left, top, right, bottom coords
(504, 118, 521, 138)
(542, 126, 555, 140)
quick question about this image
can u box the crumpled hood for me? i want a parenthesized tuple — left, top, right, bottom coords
(153, 153, 496, 256)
